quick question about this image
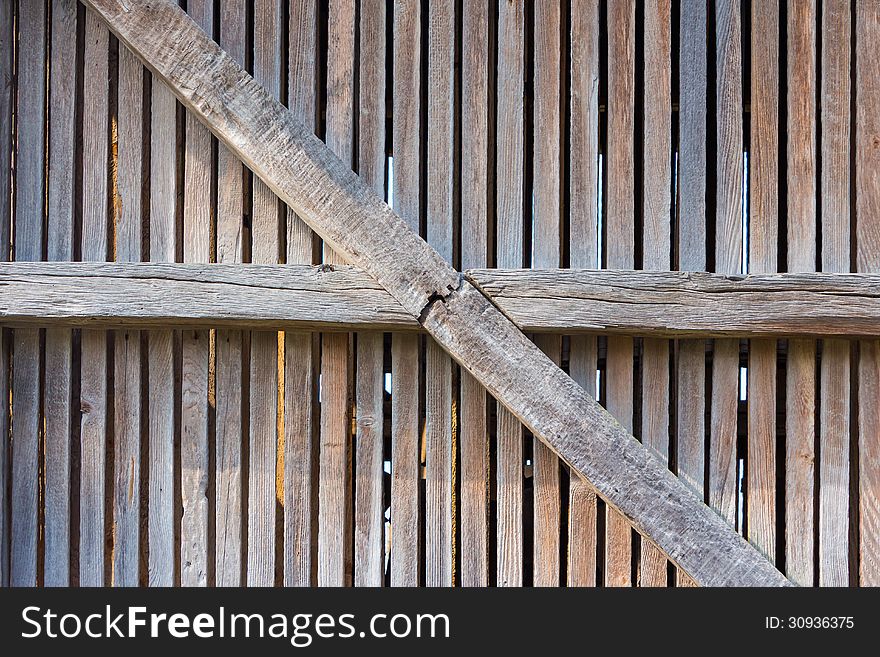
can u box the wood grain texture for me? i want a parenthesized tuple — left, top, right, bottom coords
(10, 0, 45, 588)
(0, 0, 10, 587)
(494, 0, 525, 588)
(856, 0, 880, 587)
(85, 0, 791, 586)
(284, 0, 318, 587)
(748, 0, 779, 566)
(819, 0, 851, 588)
(248, 0, 282, 587)
(213, 0, 245, 588)
(43, 0, 78, 587)
(604, 0, 635, 588)
(389, 0, 421, 588)
(458, 0, 489, 587)
(710, 0, 742, 537)
(639, 0, 672, 588)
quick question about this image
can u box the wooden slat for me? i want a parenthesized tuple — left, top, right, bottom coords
(10, 0, 46, 587)
(284, 0, 317, 588)
(748, 0, 780, 565)
(495, 0, 525, 587)
(709, 0, 742, 548)
(856, 0, 880, 587)
(785, 0, 817, 587)
(79, 9, 110, 587)
(43, 0, 77, 587)
(604, 0, 635, 588)
(86, 0, 792, 586)
(212, 0, 245, 588)
(425, 0, 455, 588)
(819, 0, 851, 588)
(389, 0, 421, 588)
(248, 0, 282, 587)
(567, 0, 600, 589)
(0, 0, 12, 588)
(459, 0, 489, 588)
(639, 0, 671, 588)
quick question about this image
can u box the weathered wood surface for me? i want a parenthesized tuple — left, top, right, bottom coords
(83, 0, 791, 586)
(0, 0, 12, 587)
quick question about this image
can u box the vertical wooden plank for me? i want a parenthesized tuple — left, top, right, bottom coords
(318, 0, 355, 587)
(179, 0, 212, 588)
(785, 0, 817, 587)
(213, 0, 244, 589)
(495, 0, 524, 587)
(44, 0, 77, 587)
(389, 0, 421, 588)
(0, 0, 12, 588)
(604, 0, 635, 588)
(459, 0, 489, 588)
(748, 0, 779, 565)
(639, 0, 671, 588)
(711, 0, 743, 540)
(856, 0, 880, 588)
(819, 0, 850, 588)
(531, 0, 562, 588)
(10, 0, 46, 587)
(79, 9, 109, 587)
(567, 0, 600, 589)
(248, 0, 282, 587)
(284, 0, 317, 587)
(353, 0, 385, 588)
(425, 0, 455, 588)
(147, 13, 182, 586)
(113, 42, 143, 586)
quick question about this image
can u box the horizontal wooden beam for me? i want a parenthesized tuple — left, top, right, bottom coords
(3, 262, 879, 337)
(85, 0, 789, 586)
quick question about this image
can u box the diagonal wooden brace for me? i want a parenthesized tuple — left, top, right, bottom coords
(85, 0, 791, 586)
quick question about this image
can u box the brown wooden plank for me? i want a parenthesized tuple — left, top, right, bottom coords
(79, 8, 110, 587)
(86, 0, 792, 586)
(785, 0, 817, 587)
(459, 0, 489, 588)
(0, 0, 12, 588)
(495, 0, 525, 587)
(248, 0, 282, 587)
(43, 0, 78, 587)
(212, 0, 246, 588)
(604, 0, 635, 588)
(9, 0, 46, 588)
(284, 0, 318, 588)
(389, 0, 421, 588)
(819, 0, 851, 588)
(710, 0, 742, 541)
(639, 0, 672, 588)
(856, 0, 880, 587)
(748, 0, 779, 565)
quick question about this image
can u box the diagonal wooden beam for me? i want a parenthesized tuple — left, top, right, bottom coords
(84, 0, 790, 586)
(5, 261, 880, 338)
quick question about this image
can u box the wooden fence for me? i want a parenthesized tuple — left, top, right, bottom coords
(0, 0, 878, 587)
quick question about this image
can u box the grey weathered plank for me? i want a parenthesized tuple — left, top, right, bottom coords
(857, 0, 880, 587)
(10, 0, 46, 588)
(495, 0, 525, 588)
(425, 0, 455, 588)
(0, 0, 11, 587)
(212, 0, 245, 588)
(458, 0, 489, 588)
(248, 0, 282, 587)
(819, 0, 851, 588)
(785, 0, 817, 587)
(43, 0, 77, 588)
(284, 0, 317, 588)
(318, 0, 355, 587)
(85, 0, 791, 586)
(389, 0, 422, 588)
(79, 8, 110, 587)
(748, 0, 780, 565)
(568, 0, 600, 588)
